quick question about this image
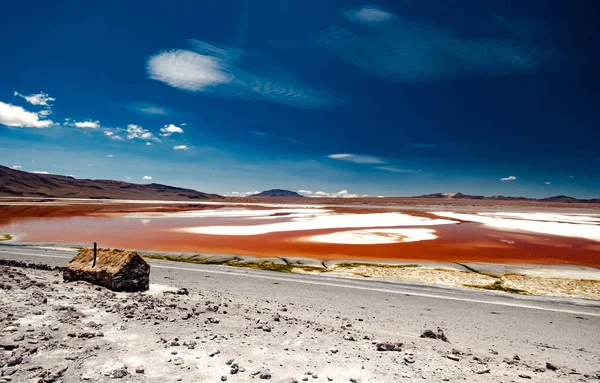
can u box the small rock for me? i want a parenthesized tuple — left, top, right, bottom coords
(221, 376, 227, 381)
(446, 355, 460, 362)
(135, 366, 144, 374)
(518, 374, 532, 379)
(546, 362, 558, 371)
(376, 342, 403, 352)
(474, 368, 490, 374)
(173, 358, 184, 365)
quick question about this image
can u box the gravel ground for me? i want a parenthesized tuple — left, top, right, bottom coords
(1, 263, 599, 383)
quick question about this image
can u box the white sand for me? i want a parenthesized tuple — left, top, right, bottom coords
(432, 212, 600, 241)
(180, 212, 458, 236)
(306, 228, 438, 244)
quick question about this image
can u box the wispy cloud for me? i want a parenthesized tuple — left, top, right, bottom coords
(376, 166, 412, 173)
(160, 124, 184, 137)
(31, 170, 49, 174)
(173, 145, 190, 151)
(125, 102, 179, 117)
(343, 6, 393, 24)
(0, 101, 54, 128)
(500, 175, 517, 181)
(327, 153, 385, 164)
(11, 165, 22, 170)
(126, 124, 160, 142)
(315, 10, 557, 82)
(545, 181, 551, 185)
(72, 120, 100, 129)
(147, 40, 345, 109)
(107, 154, 114, 158)
(298, 189, 313, 195)
(142, 175, 153, 180)
(252, 131, 301, 144)
(13, 91, 55, 106)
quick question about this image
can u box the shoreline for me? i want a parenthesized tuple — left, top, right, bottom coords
(2, 241, 599, 300)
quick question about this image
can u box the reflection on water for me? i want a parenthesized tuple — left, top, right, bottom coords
(1, 205, 599, 267)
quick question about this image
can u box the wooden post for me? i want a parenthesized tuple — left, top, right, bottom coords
(93, 242, 97, 268)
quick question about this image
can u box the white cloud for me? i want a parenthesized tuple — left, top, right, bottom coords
(126, 124, 160, 142)
(173, 145, 190, 151)
(103, 130, 125, 140)
(160, 124, 184, 137)
(376, 166, 413, 173)
(13, 91, 55, 106)
(148, 49, 233, 91)
(344, 6, 393, 24)
(107, 154, 114, 158)
(147, 41, 345, 110)
(142, 176, 153, 180)
(327, 153, 385, 164)
(126, 176, 132, 180)
(11, 165, 22, 170)
(31, 171, 49, 174)
(72, 120, 100, 129)
(545, 181, 551, 185)
(145, 142, 153, 146)
(298, 190, 313, 194)
(38, 109, 52, 117)
(0, 101, 54, 128)
(500, 176, 517, 182)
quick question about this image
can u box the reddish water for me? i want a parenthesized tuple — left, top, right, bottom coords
(1, 204, 599, 267)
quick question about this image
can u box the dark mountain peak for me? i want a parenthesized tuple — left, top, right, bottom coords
(249, 189, 304, 198)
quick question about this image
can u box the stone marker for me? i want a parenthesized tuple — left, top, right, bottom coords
(63, 247, 150, 292)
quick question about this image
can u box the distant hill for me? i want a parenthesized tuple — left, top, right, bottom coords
(249, 189, 304, 198)
(413, 192, 599, 203)
(0, 165, 222, 200)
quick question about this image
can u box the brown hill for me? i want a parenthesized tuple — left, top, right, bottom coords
(0, 165, 222, 200)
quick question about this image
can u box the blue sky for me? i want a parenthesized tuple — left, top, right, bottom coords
(1, 0, 599, 198)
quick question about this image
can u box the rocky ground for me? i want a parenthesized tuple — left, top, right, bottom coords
(1, 262, 599, 383)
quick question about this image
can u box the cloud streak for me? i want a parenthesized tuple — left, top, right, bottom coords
(147, 40, 345, 109)
(252, 130, 301, 144)
(376, 166, 412, 173)
(327, 153, 385, 164)
(500, 176, 517, 181)
(315, 10, 558, 82)
(344, 6, 393, 24)
(125, 102, 179, 117)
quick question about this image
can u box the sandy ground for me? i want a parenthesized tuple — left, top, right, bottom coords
(324, 264, 600, 300)
(1, 261, 600, 383)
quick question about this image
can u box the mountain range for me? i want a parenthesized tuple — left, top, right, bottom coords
(0, 165, 221, 200)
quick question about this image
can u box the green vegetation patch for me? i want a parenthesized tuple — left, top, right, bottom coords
(336, 262, 421, 269)
(143, 254, 328, 274)
(0, 234, 13, 241)
(464, 280, 527, 295)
